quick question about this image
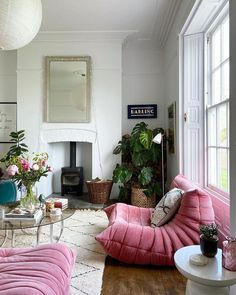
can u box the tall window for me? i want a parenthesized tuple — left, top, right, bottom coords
(207, 14, 229, 194)
(182, 3, 229, 199)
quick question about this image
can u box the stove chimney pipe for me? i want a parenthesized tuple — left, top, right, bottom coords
(70, 141, 76, 168)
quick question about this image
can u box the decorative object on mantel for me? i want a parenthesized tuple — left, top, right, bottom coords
(0, 130, 52, 209)
(86, 178, 113, 204)
(0, 0, 42, 50)
(199, 223, 218, 257)
(222, 236, 236, 271)
(45, 56, 91, 123)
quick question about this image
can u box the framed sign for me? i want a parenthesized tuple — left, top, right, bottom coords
(168, 102, 176, 154)
(128, 104, 157, 119)
(0, 102, 17, 143)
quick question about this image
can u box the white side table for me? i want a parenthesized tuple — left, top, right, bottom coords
(174, 245, 236, 295)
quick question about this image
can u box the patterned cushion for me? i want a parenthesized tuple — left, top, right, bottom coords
(150, 188, 183, 227)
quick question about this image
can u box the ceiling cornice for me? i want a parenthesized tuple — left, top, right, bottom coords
(156, 0, 182, 48)
(35, 30, 137, 44)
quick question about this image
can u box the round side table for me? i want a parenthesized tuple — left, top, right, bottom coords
(174, 245, 236, 295)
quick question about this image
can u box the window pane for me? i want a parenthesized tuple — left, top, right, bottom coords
(217, 104, 228, 146)
(217, 148, 229, 192)
(222, 61, 229, 100)
(212, 69, 221, 104)
(208, 148, 217, 186)
(212, 28, 221, 69)
(222, 16, 229, 61)
(208, 108, 216, 146)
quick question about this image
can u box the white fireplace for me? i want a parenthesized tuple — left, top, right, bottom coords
(17, 34, 123, 197)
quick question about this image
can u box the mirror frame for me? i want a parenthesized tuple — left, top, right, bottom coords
(45, 56, 91, 123)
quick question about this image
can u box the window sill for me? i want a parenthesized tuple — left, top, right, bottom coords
(204, 186, 229, 206)
(202, 186, 230, 245)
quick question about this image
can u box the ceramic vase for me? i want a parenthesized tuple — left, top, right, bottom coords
(222, 236, 236, 270)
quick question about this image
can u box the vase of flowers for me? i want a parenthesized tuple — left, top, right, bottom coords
(0, 130, 53, 209)
(5, 152, 52, 209)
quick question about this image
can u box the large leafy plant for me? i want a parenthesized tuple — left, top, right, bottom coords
(0, 130, 28, 165)
(112, 122, 164, 202)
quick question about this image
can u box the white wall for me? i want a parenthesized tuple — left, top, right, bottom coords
(0, 51, 17, 159)
(122, 40, 165, 134)
(16, 34, 123, 197)
(163, 0, 195, 184)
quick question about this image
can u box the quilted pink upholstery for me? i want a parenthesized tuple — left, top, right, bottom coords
(0, 243, 76, 295)
(96, 174, 215, 265)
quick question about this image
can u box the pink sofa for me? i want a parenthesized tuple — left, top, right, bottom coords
(96, 174, 215, 265)
(0, 243, 76, 295)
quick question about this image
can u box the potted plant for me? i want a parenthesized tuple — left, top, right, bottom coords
(199, 223, 218, 257)
(112, 122, 165, 207)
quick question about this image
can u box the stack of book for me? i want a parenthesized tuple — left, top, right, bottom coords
(4, 208, 43, 224)
(46, 197, 68, 210)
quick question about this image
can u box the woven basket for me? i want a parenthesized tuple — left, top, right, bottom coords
(86, 180, 113, 204)
(131, 187, 156, 208)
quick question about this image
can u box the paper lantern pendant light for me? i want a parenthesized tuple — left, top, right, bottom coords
(0, 0, 42, 50)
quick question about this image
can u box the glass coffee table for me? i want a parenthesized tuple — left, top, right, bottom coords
(0, 205, 75, 247)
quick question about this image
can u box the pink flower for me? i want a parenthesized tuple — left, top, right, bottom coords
(6, 165, 19, 176)
(32, 163, 39, 171)
(20, 159, 30, 171)
(48, 166, 53, 172)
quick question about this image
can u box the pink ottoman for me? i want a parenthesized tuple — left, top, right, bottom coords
(0, 243, 76, 295)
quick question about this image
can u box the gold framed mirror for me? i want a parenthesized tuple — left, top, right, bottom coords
(45, 56, 91, 123)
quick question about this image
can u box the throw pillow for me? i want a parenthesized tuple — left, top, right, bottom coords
(151, 188, 183, 227)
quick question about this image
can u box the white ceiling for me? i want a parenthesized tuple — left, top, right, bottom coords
(40, 0, 181, 47)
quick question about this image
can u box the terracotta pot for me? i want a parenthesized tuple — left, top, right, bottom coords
(131, 187, 156, 208)
(200, 234, 218, 257)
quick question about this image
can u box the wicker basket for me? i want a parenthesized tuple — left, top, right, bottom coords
(86, 180, 113, 204)
(131, 187, 156, 208)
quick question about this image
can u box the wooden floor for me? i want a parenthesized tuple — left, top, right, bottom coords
(101, 257, 186, 295)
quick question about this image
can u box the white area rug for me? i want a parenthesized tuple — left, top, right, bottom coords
(0, 209, 108, 295)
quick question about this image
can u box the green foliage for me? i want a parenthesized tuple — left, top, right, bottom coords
(0, 131, 52, 189)
(112, 164, 132, 184)
(0, 130, 28, 165)
(200, 223, 218, 239)
(112, 122, 165, 200)
(138, 167, 153, 186)
(139, 129, 153, 149)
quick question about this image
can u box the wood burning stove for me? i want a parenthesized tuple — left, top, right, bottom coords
(61, 142, 83, 196)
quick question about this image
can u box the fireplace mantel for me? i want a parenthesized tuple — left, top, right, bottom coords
(40, 128, 97, 143)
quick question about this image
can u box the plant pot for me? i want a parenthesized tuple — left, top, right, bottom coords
(131, 187, 156, 208)
(200, 234, 218, 257)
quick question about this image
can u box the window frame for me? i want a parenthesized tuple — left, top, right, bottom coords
(205, 11, 230, 198)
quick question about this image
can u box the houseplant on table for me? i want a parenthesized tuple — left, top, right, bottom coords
(199, 223, 218, 257)
(0, 130, 52, 209)
(112, 122, 165, 207)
